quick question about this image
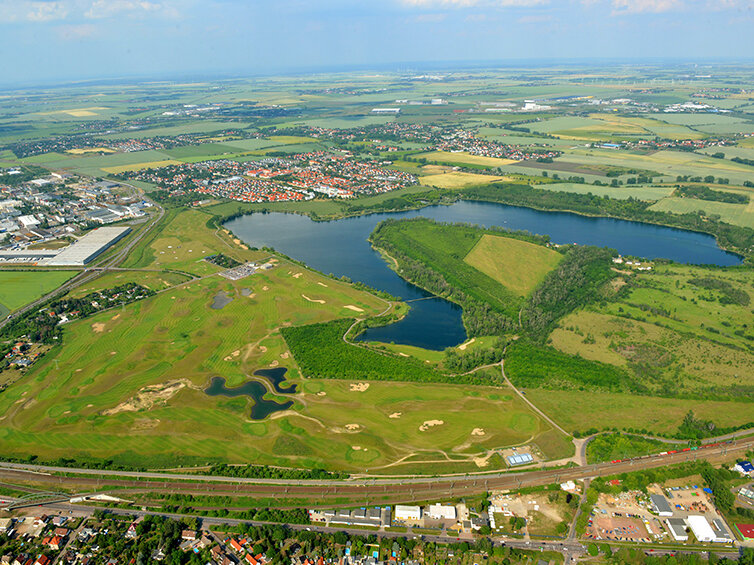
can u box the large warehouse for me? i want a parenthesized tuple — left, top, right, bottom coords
(45, 226, 131, 266)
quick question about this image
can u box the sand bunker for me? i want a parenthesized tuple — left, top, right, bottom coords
(344, 305, 364, 313)
(292, 272, 303, 278)
(111, 314, 120, 321)
(345, 423, 361, 431)
(302, 294, 326, 304)
(352, 445, 362, 450)
(318, 282, 328, 287)
(458, 338, 476, 351)
(259, 345, 268, 353)
(269, 360, 279, 367)
(280, 352, 290, 359)
(419, 419, 444, 432)
(316, 391, 327, 396)
(350, 383, 370, 392)
(223, 350, 241, 361)
(91, 323, 106, 333)
(389, 412, 402, 419)
(102, 379, 192, 415)
(471, 428, 486, 436)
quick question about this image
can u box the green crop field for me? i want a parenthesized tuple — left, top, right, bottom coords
(464, 234, 562, 297)
(0, 270, 75, 317)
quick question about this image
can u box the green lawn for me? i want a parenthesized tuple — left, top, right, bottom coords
(0, 270, 75, 316)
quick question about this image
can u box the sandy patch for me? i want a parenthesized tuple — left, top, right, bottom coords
(223, 350, 241, 361)
(349, 382, 370, 392)
(471, 428, 486, 436)
(302, 294, 326, 304)
(317, 282, 328, 287)
(75, 368, 82, 373)
(247, 293, 257, 299)
(473, 456, 491, 468)
(345, 423, 361, 431)
(102, 379, 192, 415)
(110, 351, 117, 355)
(419, 419, 444, 432)
(111, 314, 121, 321)
(92, 323, 106, 333)
(262, 286, 269, 291)
(344, 304, 364, 313)
(389, 412, 402, 419)
(458, 338, 476, 351)
(292, 272, 303, 278)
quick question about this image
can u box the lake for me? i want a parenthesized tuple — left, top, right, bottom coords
(226, 200, 741, 350)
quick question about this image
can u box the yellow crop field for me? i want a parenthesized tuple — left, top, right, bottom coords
(464, 234, 562, 296)
(36, 107, 110, 117)
(419, 151, 518, 167)
(102, 160, 183, 174)
(66, 147, 115, 154)
(421, 172, 508, 188)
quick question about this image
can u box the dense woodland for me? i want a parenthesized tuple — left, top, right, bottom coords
(281, 319, 503, 385)
(522, 245, 617, 340)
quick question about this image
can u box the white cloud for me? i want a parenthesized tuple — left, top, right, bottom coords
(401, 0, 548, 7)
(84, 0, 165, 19)
(0, 1, 69, 22)
(611, 0, 681, 13)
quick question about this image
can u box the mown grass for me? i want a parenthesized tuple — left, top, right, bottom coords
(0, 270, 75, 314)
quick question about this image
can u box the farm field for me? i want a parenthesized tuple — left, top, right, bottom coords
(0, 270, 76, 317)
(464, 234, 561, 297)
(417, 151, 519, 168)
(420, 172, 508, 188)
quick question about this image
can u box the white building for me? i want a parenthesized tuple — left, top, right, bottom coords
(426, 504, 456, 520)
(666, 518, 688, 542)
(18, 214, 40, 228)
(394, 505, 422, 522)
(686, 516, 716, 543)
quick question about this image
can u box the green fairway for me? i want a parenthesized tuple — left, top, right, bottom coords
(0, 270, 75, 315)
(0, 267, 563, 470)
(464, 234, 562, 297)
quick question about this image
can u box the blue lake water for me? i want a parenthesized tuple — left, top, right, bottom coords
(226, 200, 741, 350)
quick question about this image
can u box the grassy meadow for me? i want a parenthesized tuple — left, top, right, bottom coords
(0, 270, 76, 317)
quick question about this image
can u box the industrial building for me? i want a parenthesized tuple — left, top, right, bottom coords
(507, 453, 534, 467)
(394, 505, 422, 522)
(665, 518, 688, 541)
(426, 504, 456, 521)
(45, 226, 131, 266)
(650, 494, 673, 517)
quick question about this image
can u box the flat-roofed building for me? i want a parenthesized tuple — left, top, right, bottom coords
(650, 494, 673, 517)
(45, 226, 130, 266)
(665, 518, 688, 541)
(395, 505, 422, 522)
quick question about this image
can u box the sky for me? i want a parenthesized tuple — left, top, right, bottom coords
(0, 0, 752, 86)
